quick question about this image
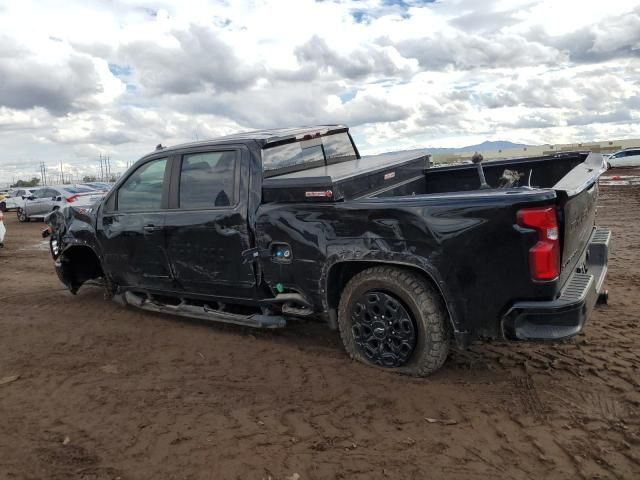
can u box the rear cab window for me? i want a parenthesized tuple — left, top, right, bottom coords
(262, 132, 357, 177)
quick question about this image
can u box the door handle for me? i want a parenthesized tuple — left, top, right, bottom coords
(143, 224, 158, 233)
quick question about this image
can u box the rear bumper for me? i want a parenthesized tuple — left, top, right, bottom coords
(502, 227, 610, 341)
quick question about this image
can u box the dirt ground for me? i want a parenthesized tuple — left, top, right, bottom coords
(1, 170, 639, 480)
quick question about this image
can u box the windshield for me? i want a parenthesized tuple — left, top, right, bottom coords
(262, 132, 357, 175)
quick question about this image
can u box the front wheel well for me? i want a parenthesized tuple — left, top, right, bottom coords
(60, 245, 104, 290)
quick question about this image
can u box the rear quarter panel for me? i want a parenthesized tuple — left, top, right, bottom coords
(256, 188, 559, 339)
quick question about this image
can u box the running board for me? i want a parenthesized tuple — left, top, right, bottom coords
(120, 291, 286, 328)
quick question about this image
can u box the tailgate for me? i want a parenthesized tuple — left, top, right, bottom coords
(554, 153, 605, 283)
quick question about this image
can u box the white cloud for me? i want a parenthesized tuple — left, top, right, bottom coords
(0, 0, 639, 184)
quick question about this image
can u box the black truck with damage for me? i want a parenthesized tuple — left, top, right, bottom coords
(45, 125, 610, 376)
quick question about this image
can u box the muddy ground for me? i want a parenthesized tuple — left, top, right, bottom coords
(1, 170, 639, 480)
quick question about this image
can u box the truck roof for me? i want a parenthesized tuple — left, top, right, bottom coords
(149, 125, 349, 156)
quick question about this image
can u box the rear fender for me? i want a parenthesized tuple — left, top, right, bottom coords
(322, 253, 468, 347)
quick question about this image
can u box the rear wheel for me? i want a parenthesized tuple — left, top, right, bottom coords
(338, 266, 451, 376)
(17, 208, 29, 222)
(0, 202, 6, 212)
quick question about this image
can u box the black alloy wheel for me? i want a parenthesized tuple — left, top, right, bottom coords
(338, 266, 451, 376)
(351, 291, 416, 367)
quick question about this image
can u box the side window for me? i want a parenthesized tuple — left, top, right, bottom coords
(179, 151, 238, 209)
(117, 158, 168, 211)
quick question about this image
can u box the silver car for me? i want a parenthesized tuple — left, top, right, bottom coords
(18, 185, 104, 222)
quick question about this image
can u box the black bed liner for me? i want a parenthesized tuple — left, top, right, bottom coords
(262, 149, 430, 202)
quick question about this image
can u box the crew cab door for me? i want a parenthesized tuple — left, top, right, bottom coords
(163, 146, 256, 298)
(96, 156, 174, 290)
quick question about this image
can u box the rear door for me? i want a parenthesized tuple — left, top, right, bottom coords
(96, 156, 174, 290)
(164, 146, 257, 299)
(47, 188, 63, 213)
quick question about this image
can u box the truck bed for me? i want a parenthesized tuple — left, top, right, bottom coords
(261, 149, 430, 202)
(263, 150, 597, 203)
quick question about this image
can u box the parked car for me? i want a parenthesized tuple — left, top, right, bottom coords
(0, 210, 5, 247)
(607, 148, 640, 168)
(44, 125, 610, 376)
(0, 187, 41, 212)
(19, 185, 104, 222)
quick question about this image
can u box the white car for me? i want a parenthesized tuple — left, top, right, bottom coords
(608, 148, 640, 168)
(0, 187, 41, 212)
(18, 185, 104, 222)
(0, 210, 5, 247)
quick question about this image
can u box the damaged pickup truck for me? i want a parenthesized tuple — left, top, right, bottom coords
(45, 125, 610, 376)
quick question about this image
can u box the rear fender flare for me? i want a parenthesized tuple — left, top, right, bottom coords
(321, 253, 467, 343)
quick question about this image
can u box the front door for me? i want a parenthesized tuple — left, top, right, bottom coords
(164, 147, 257, 299)
(97, 156, 174, 290)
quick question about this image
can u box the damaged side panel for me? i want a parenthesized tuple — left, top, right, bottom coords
(255, 188, 558, 339)
(46, 207, 104, 293)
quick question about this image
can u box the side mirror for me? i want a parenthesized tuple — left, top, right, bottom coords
(27, 196, 34, 201)
(55, 196, 62, 201)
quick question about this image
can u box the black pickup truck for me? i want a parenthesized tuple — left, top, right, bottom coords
(45, 125, 610, 376)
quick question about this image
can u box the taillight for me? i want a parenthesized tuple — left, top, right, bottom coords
(66, 195, 79, 203)
(517, 206, 560, 281)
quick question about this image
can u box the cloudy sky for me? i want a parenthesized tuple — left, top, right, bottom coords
(0, 0, 639, 184)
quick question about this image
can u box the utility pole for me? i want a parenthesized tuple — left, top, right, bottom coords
(99, 154, 104, 181)
(40, 162, 47, 186)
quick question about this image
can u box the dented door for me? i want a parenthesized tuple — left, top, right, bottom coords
(163, 147, 256, 299)
(96, 156, 174, 290)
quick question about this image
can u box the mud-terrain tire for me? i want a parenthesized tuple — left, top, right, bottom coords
(338, 266, 450, 377)
(17, 208, 29, 222)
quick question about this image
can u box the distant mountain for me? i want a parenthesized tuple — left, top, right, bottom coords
(426, 140, 530, 155)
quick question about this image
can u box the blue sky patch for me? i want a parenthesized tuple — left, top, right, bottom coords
(109, 63, 132, 77)
(340, 91, 357, 103)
